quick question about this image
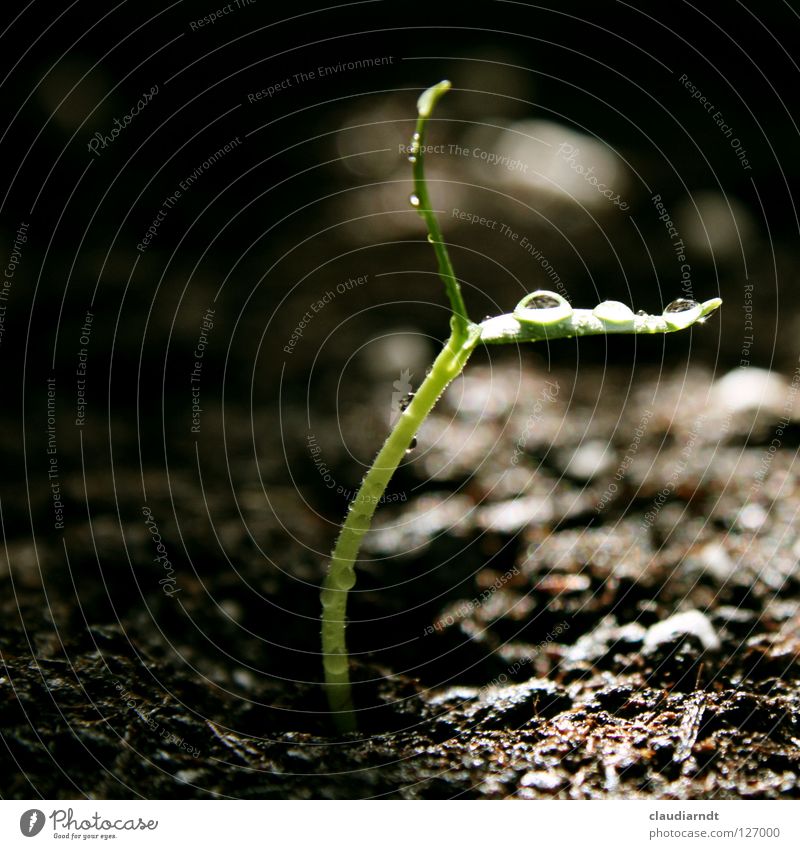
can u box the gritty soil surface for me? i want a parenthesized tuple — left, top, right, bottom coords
(3, 359, 800, 798)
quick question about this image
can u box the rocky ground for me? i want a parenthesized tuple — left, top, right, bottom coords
(3, 358, 800, 798)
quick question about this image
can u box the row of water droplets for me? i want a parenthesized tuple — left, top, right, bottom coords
(409, 132, 436, 241)
(409, 130, 421, 210)
(522, 292, 700, 321)
(399, 392, 417, 453)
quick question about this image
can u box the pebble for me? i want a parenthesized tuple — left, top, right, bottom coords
(695, 543, 736, 582)
(475, 679, 571, 729)
(232, 668, 256, 690)
(219, 599, 244, 622)
(519, 769, 565, 790)
(363, 493, 475, 555)
(174, 769, 204, 784)
(676, 192, 755, 260)
(736, 503, 768, 532)
(565, 619, 646, 664)
(561, 439, 614, 480)
(643, 610, 720, 652)
(711, 367, 789, 415)
(712, 606, 758, 636)
(475, 494, 552, 533)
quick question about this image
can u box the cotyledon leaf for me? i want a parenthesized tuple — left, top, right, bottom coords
(478, 290, 722, 345)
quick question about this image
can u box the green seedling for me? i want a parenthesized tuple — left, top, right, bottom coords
(320, 80, 721, 732)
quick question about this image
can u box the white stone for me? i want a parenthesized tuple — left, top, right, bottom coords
(711, 367, 789, 415)
(644, 610, 720, 652)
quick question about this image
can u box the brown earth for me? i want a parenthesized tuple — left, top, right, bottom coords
(2, 358, 800, 798)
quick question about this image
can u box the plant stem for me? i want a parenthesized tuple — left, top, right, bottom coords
(410, 81, 470, 343)
(318, 79, 723, 734)
(321, 324, 480, 732)
(320, 80, 473, 733)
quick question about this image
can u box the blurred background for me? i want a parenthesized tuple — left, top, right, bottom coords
(1, 0, 799, 743)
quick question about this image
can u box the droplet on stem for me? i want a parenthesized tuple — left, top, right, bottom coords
(409, 194, 420, 208)
(593, 300, 635, 324)
(525, 293, 561, 309)
(662, 297, 703, 329)
(513, 290, 574, 326)
(664, 298, 699, 313)
(406, 435, 418, 454)
(332, 568, 356, 591)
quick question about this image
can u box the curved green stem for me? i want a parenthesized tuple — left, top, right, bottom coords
(319, 81, 722, 734)
(321, 325, 480, 731)
(409, 81, 470, 343)
(320, 81, 476, 733)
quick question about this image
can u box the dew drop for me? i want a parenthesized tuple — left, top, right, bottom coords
(662, 297, 703, 329)
(636, 309, 648, 317)
(412, 132, 420, 143)
(407, 154, 417, 164)
(593, 300, 635, 323)
(527, 293, 561, 309)
(409, 194, 420, 208)
(333, 568, 356, 591)
(321, 589, 339, 609)
(664, 298, 699, 313)
(427, 234, 435, 243)
(406, 435, 418, 454)
(513, 290, 573, 326)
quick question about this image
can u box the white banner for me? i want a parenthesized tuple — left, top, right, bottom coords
(0, 800, 797, 848)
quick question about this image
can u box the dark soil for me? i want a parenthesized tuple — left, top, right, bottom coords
(3, 360, 800, 798)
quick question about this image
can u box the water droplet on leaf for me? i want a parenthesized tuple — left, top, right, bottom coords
(409, 194, 420, 208)
(406, 436, 418, 454)
(662, 297, 703, 329)
(593, 300, 635, 324)
(664, 298, 699, 313)
(407, 154, 417, 163)
(513, 290, 573, 326)
(636, 309, 648, 316)
(526, 293, 561, 309)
